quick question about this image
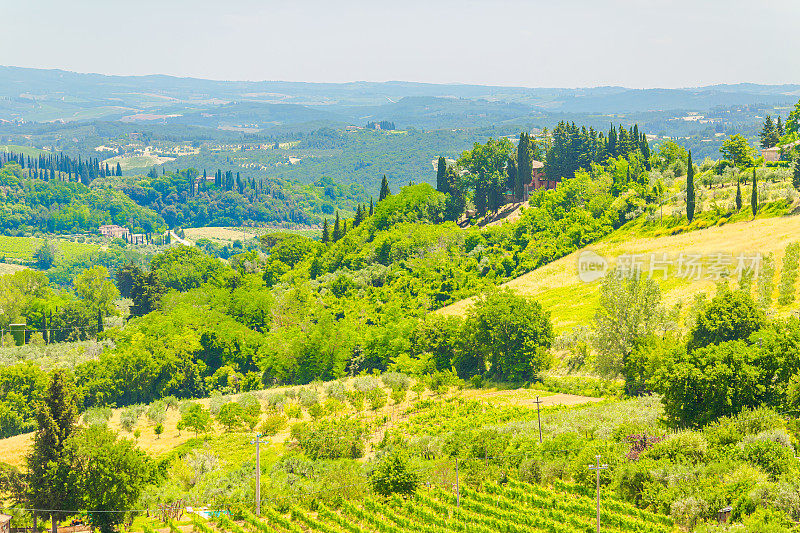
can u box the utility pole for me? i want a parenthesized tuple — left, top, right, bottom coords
(532, 396, 543, 443)
(251, 433, 264, 516)
(588, 455, 608, 533)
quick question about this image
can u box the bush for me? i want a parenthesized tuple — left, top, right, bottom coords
(325, 381, 347, 401)
(367, 388, 388, 411)
(353, 376, 379, 392)
(83, 407, 112, 427)
(370, 451, 419, 497)
(284, 403, 302, 419)
(381, 372, 410, 391)
(644, 431, 708, 464)
(260, 414, 287, 436)
(119, 405, 144, 433)
(737, 439, 795, 480)
(298, 388, 320, 407)
(346, 390, 365, 411)
(290, 418, 365, 460)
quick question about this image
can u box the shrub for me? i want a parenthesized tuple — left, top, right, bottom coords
(644, 431, 708, 464)
(146, 400, 167, 425)
(264, 392, 285, 410)
(298, 388, 320, 407)
(390, 388, 406, 405)
(353, 376, 379, 392)
(284, 403, 302, 419)
(737, 439, 795, 480)
(370, 451, 419, 497)
(119, 405, 144, 432)
(325, 381, 347, 401)
(367, 388, 388, 411)
(290, 418, 365, 460)
(83, 407, 112, 427)
(260, 414, 287, 436)
(381, 372, 410, 391)
(346, 390, 365, 411)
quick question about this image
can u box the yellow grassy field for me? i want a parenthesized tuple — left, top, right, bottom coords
(438, 214, 800, 332)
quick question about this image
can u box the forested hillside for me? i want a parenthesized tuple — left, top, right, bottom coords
(0, 162, 164, 234)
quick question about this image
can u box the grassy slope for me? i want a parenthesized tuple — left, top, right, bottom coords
(438, 213, 800, 332)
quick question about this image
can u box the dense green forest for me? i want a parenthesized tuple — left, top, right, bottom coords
(0, 162, 164, 235)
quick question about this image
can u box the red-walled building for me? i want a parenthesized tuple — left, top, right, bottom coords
(522, 160, 557, 200)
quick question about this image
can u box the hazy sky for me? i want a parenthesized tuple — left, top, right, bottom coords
(3, 0, 798, 88)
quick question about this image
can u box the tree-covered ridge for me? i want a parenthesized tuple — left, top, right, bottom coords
(96, 169, 366, 228)
(0, 163, 164, 234)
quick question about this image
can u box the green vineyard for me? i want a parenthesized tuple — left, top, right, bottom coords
(0, 235, 99, 262)
(200, 479, 674, 533)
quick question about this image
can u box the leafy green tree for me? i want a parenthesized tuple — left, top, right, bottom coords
(655, 340, 762, 427)
(793, 156, 800, 192)
(178, 403, 211, 436)
(150, 246, 224, 291)
(721, 134, 755, 168)
(379, 175, 391, 201)
(26, 370, 80, 533)
(466, 289, 553, 382)
(33, 240, 57, 270)
(64, 426, 152, 533)
(216, 402, 244, 431)
(74, 266, 119, 318)
(370, 450, 419, 497)
(751, 167, 758, 217)
(688, 289, 766, 351)
(129, 270, 164, 317)
(787, 99, 800, 135)
(594, 272, 663, 382)
(686, 150, 695, 222)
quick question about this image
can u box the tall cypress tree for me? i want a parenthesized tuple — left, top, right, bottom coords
(751, 167, 758, 218)
(369, 198, 374, 216)
(321, 219, 330, 243)
(379, 175, 391, 201)
(333, 211, 341, 241)
(26, 370, 80, 533)
(793, 156, 800, 192)
(736, 177, 742, 210)
(686, 150, 695, 222)
(516, 132, 531, 201)
(436, 157, 447, 193)
(777, 116, 785, 137)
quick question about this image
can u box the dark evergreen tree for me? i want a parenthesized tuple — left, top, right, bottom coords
(333, 211, 341, 241)
(26, 370, 80, 533)
(516, 132, 531, 201)
(736, 177, 742, 210)
(686, 151, 695, 222)
(321, 219, 330, 243)
(751, 167, 758, 217)
(793, 156, 800, 192)
(379, 175, 391, 201)
(369, 198, 374, 216)
(777, 116, 785, 137)
(760, 115, 779, 149)
(436, 156, 447, 193)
